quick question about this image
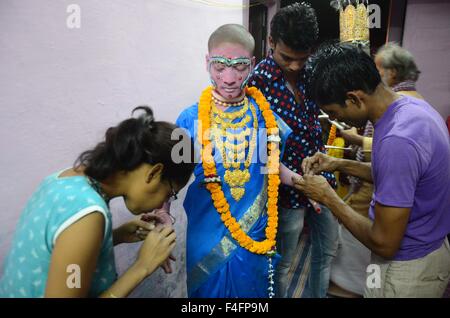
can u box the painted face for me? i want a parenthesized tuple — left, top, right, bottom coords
(321, 101, 368, 129)
(207, 43, 254, 100)
(270, 39, 310, 78)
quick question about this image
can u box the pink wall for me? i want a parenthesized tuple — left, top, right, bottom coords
(266, 0, 281, 54)
(0, 0, 245, 297)
(402, 0, 450, 120)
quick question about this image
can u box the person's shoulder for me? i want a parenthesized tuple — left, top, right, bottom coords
(253, 57, 270, 71)
(49, 177, 108, 211)
(177, 103, 198, 124)
(176, 103, 200, 134)
(35, 176, 108, 241)
(251, 57, 274, 80)
(396, 96, 439, 126)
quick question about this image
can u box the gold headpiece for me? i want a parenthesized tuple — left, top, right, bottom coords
(339, 1, 370, 43)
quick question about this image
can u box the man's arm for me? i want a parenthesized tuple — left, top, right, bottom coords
(293, 175, 410, 259)
(335, 158, 373, 182)
(302, 151, 373, 182)
(340, 127, 365, 147)
(297, 135, 421, 259)
(325, 192, 410, 259)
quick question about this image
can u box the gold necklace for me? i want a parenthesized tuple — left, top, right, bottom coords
(210, 98, 258, 201)
(212, 95, 245, 107)
(212, 97, 249, 121)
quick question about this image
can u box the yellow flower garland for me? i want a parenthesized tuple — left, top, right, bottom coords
(198, 86, 280, 255)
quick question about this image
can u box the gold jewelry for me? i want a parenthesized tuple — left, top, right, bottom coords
(213, 114, 250, 130)
(212, 95, 245, 107)
(211, 97, 249, 120)
(198, 85, 281, 257)
(340, 2, 369, 43)
(210, 97, 258, 201)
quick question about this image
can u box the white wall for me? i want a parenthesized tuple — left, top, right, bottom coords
(0, 0, 245, 297)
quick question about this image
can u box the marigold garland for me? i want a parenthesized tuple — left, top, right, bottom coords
(326, 124, 337, 156)
(327, 124, 337, 147)
(198, 86, 280, 255)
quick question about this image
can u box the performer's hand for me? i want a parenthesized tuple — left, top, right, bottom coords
(302, 152, 338, 176)
(161, 254, 176, 274)
(113, 214, 163, 245)
(292, 174, 336, 205)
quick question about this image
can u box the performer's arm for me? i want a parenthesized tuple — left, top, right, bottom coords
(279, 163, 296, 186)
(280, 163, 322, 213)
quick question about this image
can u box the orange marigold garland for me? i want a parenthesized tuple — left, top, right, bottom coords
(198, 86, 280, 256)
(327, 124, 337, 147)
(326, 124, 337, 156)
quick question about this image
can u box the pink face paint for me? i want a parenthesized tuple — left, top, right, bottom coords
(207, 43, 253, 100)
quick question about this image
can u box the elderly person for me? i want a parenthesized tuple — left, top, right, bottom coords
(374, 42, 424, 100)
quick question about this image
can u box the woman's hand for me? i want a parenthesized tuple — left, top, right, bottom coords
(113, 214, 164, 245)
(134, 225, 177, 277)
(152, 209, 177, 274)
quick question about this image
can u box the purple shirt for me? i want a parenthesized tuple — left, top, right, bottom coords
(369, 96, 450, 260)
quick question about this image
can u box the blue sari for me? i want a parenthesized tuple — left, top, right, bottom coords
(176, 96, 291, 298)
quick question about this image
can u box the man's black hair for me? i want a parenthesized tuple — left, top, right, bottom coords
(270, 2, 319, 52)
(308, 42, 382, 106)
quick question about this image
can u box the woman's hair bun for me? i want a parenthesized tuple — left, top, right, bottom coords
(132, 105, 155, 130)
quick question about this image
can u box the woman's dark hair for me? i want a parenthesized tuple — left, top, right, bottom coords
(270, 2, 319, 52)
(75, 106, 195, 186)
(308, 42, 381, 106)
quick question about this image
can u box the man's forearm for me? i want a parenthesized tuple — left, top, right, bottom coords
(345, 133, 364, 147)
(324, 193, 385, 257)
(335, 158, 373, 182)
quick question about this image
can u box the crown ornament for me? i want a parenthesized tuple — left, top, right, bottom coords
(331, 0, 370, 46)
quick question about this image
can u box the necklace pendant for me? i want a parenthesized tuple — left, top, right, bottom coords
(230, 187, 245, 201)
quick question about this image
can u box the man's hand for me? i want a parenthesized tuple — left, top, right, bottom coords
(292, 174, 337, 205)
(340, 127, 363, 146)
(301, 152, 339, 176)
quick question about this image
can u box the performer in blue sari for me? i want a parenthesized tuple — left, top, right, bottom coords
(176, 24, 299, 298)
